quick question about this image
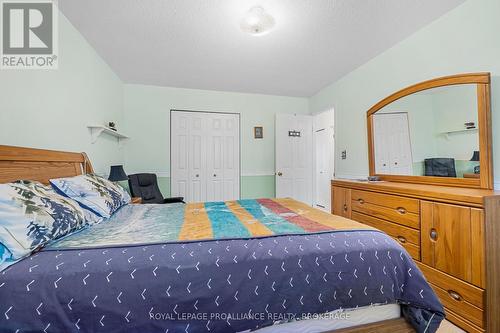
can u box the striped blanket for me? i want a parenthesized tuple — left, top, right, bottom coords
(50, 198, 374, 248)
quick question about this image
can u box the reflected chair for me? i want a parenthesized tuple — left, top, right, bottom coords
(424, 158, 457, 177)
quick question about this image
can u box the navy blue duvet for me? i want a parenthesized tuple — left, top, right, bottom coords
(0, 230, 444, 333)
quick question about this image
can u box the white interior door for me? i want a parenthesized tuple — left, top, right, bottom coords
(373, 113, 413, 175)
(313, 110, 334, 212)
(171, 111, 240, 203)
(275, 114, 313, 205)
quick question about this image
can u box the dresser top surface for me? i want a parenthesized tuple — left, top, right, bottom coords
(332, 178, 500, 207)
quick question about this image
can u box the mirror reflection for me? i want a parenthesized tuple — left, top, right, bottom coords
(372, 84, 479, 178)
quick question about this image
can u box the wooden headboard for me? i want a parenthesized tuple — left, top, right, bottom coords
(0, 145, 94, 184)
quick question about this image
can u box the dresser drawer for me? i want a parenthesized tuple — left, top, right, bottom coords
(445, 308, 485, 333)
(431, 283, 484, 328)
(351, 190, 420, 229)
(351, 190, 420, 213)
(417, 263, 485, 328)
(352, 211, 421, 260)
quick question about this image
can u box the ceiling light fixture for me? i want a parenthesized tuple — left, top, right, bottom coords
(240, 6, 275, 36)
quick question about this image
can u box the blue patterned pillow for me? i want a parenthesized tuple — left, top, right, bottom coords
(50, 174, 131, 218)
(0, 242, 14, 272)
(0, 181, 101, 263)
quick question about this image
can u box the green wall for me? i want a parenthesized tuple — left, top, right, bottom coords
(309, 0, 500, 189)
(145, 176, 275, 199)
(122, 84, 309, 198)
(121, 176, 275, 200)
(0, 11, 124, 174)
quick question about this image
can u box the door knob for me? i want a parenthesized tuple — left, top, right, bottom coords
(195, 174, 199, 178)
(430, 229, 438, 241)
(343, 204, 348, 212)
(213, 174, 217, 177)
(277, 172, 283, 176)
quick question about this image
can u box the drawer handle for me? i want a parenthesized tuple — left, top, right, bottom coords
(430, 229, 438, 241)
(357, 198, 365, 204)
(343, 204, 348, 212)
(396, 207, 407, 214)
(396, 236, 407, 244)
(447, 290, 462, 302)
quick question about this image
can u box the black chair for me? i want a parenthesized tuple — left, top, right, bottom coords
(424, 158, 457, 177)
(128, 173, 184, 204)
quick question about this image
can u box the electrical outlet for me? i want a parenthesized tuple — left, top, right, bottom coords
(341, 150, 347, 160)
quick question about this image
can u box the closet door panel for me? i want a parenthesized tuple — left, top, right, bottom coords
(171, 112, 190, 199)
(206, 117, 224, 202)
(188, 113, 207, 202)
(223, 115, 239, 201)
(206, 113, 240, 202)
(207, 116, 223, 202)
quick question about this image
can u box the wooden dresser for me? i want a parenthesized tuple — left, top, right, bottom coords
(331, 179, 500, 332)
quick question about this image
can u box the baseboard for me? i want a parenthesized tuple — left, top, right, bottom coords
(495, 181, 500, 191)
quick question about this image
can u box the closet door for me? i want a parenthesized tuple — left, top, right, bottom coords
(373, 113, 413, 175)
(172, 111, 240, 203)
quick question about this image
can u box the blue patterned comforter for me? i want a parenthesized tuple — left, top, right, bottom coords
(0, 202, 444, 333)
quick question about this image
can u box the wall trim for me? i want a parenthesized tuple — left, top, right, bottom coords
(241, 172, 275, 177)
(133, 172, 276, 178)
(155, 172, 170, 178)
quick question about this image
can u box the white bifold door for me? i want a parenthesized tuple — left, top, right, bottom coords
(373, 112, 413, 175)
(171, 111, 240, 202)
(275, 114, 313, 205)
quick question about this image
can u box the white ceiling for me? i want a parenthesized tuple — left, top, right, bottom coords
(59, 0, 465, 97)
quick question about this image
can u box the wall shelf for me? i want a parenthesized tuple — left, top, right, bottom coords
(441, 127, 478, 140)
(441, 128, 478, 134)
(87, 125, 130, 145)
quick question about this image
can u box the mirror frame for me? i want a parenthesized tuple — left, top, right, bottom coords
(367, 72, 493, 189)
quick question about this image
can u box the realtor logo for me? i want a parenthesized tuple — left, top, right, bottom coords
(1, 0, 58, 69)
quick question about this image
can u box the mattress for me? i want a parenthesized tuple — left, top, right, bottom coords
(0, 199, 444, 333)
(254, 304, 401, 333)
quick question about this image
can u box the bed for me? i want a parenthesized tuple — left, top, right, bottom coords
(0, 145, 444, 333)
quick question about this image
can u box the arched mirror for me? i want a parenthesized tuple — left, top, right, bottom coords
(367, 73, 493, 189)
